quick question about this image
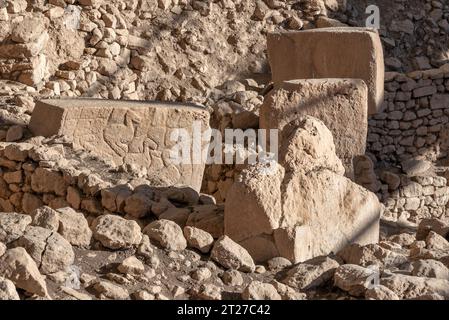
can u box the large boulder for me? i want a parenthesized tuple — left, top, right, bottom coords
(0, 212, 32, 244)
(13, 226, 75, 274)
(225, 116, 381, 263)
(0, 277, 20, 300)
(210, 236, 256, 272)
(380, 272, 449, 299)
(56, 207, 92, 247)
(0, 247, 48, 297)
(260, 79, 368, 178)
(267, 27, 384, 114)
(92, 214, 142, 250)
(142, 219, 187, 251)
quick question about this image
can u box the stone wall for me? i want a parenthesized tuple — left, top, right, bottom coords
(380, 170, 449, 223)
(0, 142, 224, 238)
(368, 64, 449, 164)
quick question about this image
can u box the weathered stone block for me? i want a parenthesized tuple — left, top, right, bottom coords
(260, 79, 368, 178)
(267, 27, 384, 114)
(29, 99, 210, 191)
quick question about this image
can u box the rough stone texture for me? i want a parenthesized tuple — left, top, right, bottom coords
(143, 219, 187, 251)
(225, 116, 381, 263)
(0, 277, 20, 300)
(56, 207, 92, 247)
(0, 212, 32, 244)
(0, 247, 48, 297)
(380, 273, 449, 299)
(260, 79, 368, 178)
(210, 236, 256, 273)
(333, 264, 378, 296)
(365, 285, 400, 300)
(29, 99, 210, 191)
(13, 226, 75, 274)
(93, 280, 129, 300)
(267, 27, 385, 114)
(92, 214, 142, 250)
(183, 226, 214, 253)
(241, 281, 281, 300)
(117, 256, 145, 275)
(0, 242, 5, 257)
(32, 206, 60, 231)
(282, 256, 340, 290)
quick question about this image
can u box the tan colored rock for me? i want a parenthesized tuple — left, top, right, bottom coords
(93, 281, 129, 300)
(11, 17, 46, 43)
(3, 143, 32, 161)
(29, 99, 210, 191)
(186, 205, 224, 238)
(183, 226, 214, 253)
(241, 281, 281, 300)
(365, 285, 400, 300)
(0, 212, 32, 244)
(380, 273, 449, 299)
(101, 184, 132, 213)
(5, 125, 24, 142)
(270, 280, 307, 300)
(337, 243, 408, 268)
(22, 193, 44, 215)
(124, 192, 152, 218)
(57, 207, 92, 247)
(14, 226, 75, 274)
(79, 0, 103, 8)
(210, 236, 255, 272)
(334, 264, 378, 296)
(225, 116, 381, 263)
(221, 269, 243, 286)
(190, 284, 222, 300)
(0, 247, 48, 297)
(31, 167, 67, 196)
(92, 215, 142, 250)
(7, 0, 28, 14)
(0, 277, 20, 300)
(117, 256, 145, 275)
(260, 79, 368, 178)
(32, 206, 60, 231)
(411, 260, 449, 279)
(282, 256, 340, 290)
(143, 219, 187, 251)
(426, 231, 449, 252)
(267, 27, 384, 114)
(0, 242, 6, 256)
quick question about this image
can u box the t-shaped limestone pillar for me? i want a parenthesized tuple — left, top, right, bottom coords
(267, 27, 385, 115)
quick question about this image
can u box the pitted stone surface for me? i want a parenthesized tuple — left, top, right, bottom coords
(260, 79, 368, 179)
(29, 99, 210, 191)
(267, 27, 384, 115)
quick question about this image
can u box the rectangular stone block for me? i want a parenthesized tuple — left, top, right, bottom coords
(29, 99, 210, 191)
(267, 27, 384, 115)
(260, 79, 368, 179)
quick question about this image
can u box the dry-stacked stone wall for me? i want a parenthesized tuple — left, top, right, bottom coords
(0, 142, 224, 238)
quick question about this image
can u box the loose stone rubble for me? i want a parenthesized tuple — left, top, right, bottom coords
(0, 0, 449, 301)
